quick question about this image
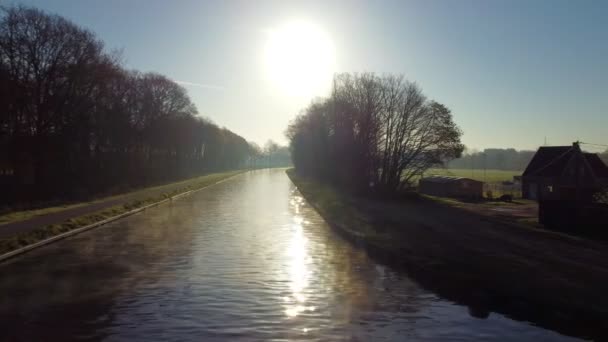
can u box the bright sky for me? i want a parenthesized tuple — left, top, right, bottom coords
(11, 0, 608, 151)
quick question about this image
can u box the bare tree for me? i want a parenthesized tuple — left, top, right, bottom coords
(0, 5, 252, 205)
(264, 140, 279, 167)
(248, 142, 262, 169)
(286, 72, 463, 194)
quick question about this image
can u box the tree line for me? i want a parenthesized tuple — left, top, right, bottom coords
(449, 148, 608, 171)
(0, 5, 253, 205)
(448, 148, 536, 171)
(247, 140, 292, 169)
(286, 73, 464, 194)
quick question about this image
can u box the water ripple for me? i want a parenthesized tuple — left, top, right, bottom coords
(0, 170, 580, 341)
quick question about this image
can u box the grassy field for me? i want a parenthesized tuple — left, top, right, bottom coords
(423, 168, 521, 183)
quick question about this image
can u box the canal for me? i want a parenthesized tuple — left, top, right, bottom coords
(0, 169, 580, 341)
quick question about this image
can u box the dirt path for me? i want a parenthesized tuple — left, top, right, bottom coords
(352, 196, 608, 338)
(0, 171, 242, 240)
(0, 198, 129, 239)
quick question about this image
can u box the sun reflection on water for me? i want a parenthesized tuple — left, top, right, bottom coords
(284, 196, 314, 319)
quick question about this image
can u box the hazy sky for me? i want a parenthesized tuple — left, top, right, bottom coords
(9, 0, 608, 151)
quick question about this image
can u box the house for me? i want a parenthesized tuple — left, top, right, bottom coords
(419, 175, 483, 199)
(522, 142, 608, 228)
(522, 142, 608, 201)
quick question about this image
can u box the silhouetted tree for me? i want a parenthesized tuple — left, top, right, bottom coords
(0, 5, 253, 204)
(287, 73, 463, 194)
(264, 140, 279, 167)
(248, 142, 263, 168)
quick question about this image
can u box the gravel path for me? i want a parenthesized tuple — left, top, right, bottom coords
(0, 172, 241, 240)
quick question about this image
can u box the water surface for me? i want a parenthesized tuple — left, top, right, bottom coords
(0, 169, 580, 341)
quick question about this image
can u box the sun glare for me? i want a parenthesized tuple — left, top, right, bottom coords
(264, 21, 336, 97)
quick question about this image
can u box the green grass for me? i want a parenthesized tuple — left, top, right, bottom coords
(286, 169, 378, 239)
(0, 205, 126, 254)
(0, 170, 244, 255)
(0, 202, 91, 226)
(423, 168, 521, 183)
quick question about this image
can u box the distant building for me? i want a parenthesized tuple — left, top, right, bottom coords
(522, 142, 608, 201)
(419, 176, 483, 199)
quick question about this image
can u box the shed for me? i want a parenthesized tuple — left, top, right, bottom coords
(419, 175, 483, 199)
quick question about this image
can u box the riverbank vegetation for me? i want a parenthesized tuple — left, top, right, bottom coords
(287, 169, 608, 340)
(248, 140, 292, 169)
(0, 6, 254, 206)
(286, 73, 464, 194)
(0, 170, 243, 256)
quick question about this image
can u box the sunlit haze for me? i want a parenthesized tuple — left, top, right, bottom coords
(11, 0, 608, 151)
(3, 2, 608, 340)
(264, 21, 335, 98)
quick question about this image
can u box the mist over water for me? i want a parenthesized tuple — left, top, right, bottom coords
(0, 170, 579, 341)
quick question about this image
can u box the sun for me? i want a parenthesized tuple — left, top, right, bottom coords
(264, 21, 336, 97)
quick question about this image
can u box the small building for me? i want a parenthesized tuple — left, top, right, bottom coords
(522, 142, 608, 228)
(522, 142, 608, 201)
(419, 175, 483, 199)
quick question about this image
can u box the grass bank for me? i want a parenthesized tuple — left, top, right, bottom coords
(0, 170, 244, 257)
(287, 168, 608, 340)
(0, 171, 243, 227)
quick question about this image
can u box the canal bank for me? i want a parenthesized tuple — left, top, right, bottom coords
(286, 169, 608, 340)
(0, 170, 246, 260)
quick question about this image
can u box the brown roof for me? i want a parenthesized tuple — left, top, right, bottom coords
(585, 153, 608, 178)
(522, 146, 571, 177)
(523, 145, 608, 179)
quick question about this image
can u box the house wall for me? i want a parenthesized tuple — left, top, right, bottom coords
(419, 180, 483, 199)
(522, 179, 542, 200)
(465, 181, 484, 199)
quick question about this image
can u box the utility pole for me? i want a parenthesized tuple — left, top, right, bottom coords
(483, 152, 487, 183)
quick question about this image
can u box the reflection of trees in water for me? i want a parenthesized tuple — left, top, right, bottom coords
(291, 191, 432, 328)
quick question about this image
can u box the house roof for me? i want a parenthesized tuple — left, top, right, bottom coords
(585, 153, 608, 178)
(522, 146, 572, 177)
(523, 145, 608, 179)
(421, 175, 481, 184)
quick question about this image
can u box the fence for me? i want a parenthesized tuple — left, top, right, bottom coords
(483, 182, 522, 199)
